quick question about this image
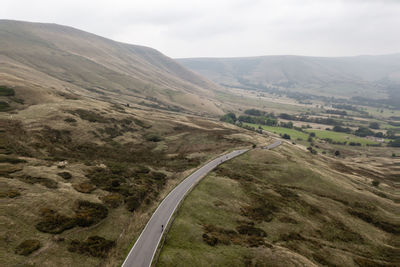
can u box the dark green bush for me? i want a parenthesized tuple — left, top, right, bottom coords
(134, 165, 150, 174)
(108, 162, 129, 175)
(144, 133, 163, 142)
(307, 146, 317, 154)
(19, 176, 58, 189)
(104, 127, 122, 138)
(349, 142, 362, 146)
(57, 172, 72, 180)
(0, 101, 11, 111)
(15, 239, 40, 255)
(274, 186, 298, 198)
(279, 232, 305, 242)
(64, 117, 77, 123)
(0, 189, 21, 198)
(151, 171, 166, 181)
(220, 112, 237, 124)
(388, 139, 400, 147)
(132, 118, 152, 128)
(202, 233, 218, 246)
(68, 236, 114, 258)
(69, 109, 109, 123)
(74, 200, 108, 227)
(355, 126, 374, 137)
(0, 85, 15, 96)
(369, 122, 380, 129)
(125, 196, 142, 212)
(236, 224, 267, 237)
(347, 208, 400, 234)
(73, 182, 96, 193)
(246, 236, 267, 247)
(372, 180, 380, 187)
(100, 193, 123, 208)
(35, 208, 76, 234)
(0, 155, 26, 164)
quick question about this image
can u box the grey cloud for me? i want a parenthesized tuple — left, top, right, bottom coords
(1, 0, 399, 58)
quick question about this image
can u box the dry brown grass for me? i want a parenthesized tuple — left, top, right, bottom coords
(0, 93, 260, 266)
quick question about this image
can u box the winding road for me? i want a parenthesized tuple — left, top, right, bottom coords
(122, 141, 281, 267)
(262, 140, 282, 150)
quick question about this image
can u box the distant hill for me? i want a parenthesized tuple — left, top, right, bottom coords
(0, 20, 223, 114)
(177, 54, 400, 104)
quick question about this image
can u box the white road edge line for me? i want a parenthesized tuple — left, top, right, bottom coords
(146, 149, 247, 267)
(121, 149, 247, 267)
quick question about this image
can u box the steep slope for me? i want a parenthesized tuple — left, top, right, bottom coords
(0, 20, 222, 114)
(177, 55, 400, 100)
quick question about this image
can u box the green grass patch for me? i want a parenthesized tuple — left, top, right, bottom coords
(158, 174, 251, 267)
(245, 123, 309, 140)
(305, 129, 379, 145)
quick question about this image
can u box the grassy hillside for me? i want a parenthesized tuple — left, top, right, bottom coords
(177, 55, 400, 101)
(0, 94, 267, 266)
(0, 20, 224, 115)
(1, 19, 399, 267)
(159, 144, 400, 267)
(0, 21, 271, 265)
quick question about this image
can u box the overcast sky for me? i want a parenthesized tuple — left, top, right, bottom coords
(1, 0, 400, 58)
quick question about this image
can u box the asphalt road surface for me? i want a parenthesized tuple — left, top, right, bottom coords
(122, 141, 281, 267)
(262, 140, 282, 150)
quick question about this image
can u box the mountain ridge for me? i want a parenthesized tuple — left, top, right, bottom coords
(177, 54, 400, 100)
(0, 19, 223, 114)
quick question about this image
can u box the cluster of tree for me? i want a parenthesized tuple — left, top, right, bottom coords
(220, 112, 237, 124)
(332, 124, 388, 139)
(354, 126, 374, 137)
(386, 129, 398, 139)
(278, 113, 342, 126)
(238, 115, 278, 126)
(388, 121, 400, 127)
(332, 125, 352, 133)
(326, 109, 347, 116)
(388, 138, 400, 147)
(349, 142, 362, 146)
(241, 124, 263, 134)
(331, 104, 359, 111)
(307, 146, 317, 154)
(350, 96, 399, 110)
(322, 138, 348, 145)
(369, 122, 380, 129)
(220, 109, 277, 127)
(244, 109, 276, 117)
(279, 121, 293, 129)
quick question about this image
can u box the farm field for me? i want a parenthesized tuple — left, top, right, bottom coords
(305, 129, 380, 145)
(244, 123, 309, 140)
(245, 123, 380, 146)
